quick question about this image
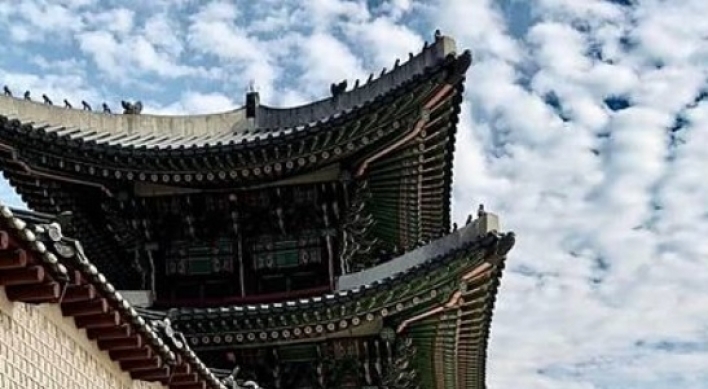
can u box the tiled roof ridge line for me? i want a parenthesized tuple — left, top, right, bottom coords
(256, 33, 459, 128)
(0, 34, 463, 143)
(0, 32, 456, 121)
(1, 85, 126, 116)
(336, 212, 503, 290)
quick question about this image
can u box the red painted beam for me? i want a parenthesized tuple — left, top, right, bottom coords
(0, 231, 10, 250)
(0, 265, 44, 286)
(87, 324, 132, 340)
(62, 298, 108, 317)
(74, 311, 121, 329)
(109, 347, 153, 362)
(0, 249, 28, 270)
(5, 282, 59, 303)
(130, 366, 170, 381)
(170, 372, 199, 385)
(170, 383, 206, 389)
(173, 363, 192, 376)
(97, 334, 143, 351)
(120, 356, 162, 372)
(63, 284, 96, 303)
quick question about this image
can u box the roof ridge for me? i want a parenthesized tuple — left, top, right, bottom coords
(256, 34, 460, 129)
(0, 34, 465, 143)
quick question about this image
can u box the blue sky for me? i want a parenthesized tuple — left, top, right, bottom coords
(1, 1, 708, 388)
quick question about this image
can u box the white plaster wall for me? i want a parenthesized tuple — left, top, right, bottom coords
(0, 287, 164, 389)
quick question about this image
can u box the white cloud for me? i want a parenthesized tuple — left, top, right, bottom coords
(150, 91, 237, 115)
(85, 8, 135, 36)
(16, 1, 85, 35)
(305, 0, 370, 30)
(436, 0, 522, 63)
(75, 30, 124, 77)
(297, 32, 366, 96)
(344, 17, 424, 69)
(143, 13, 184, 57)
(77, 22, 196, 80)
(186, 2, 279, 100)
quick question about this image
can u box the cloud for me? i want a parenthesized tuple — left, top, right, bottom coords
(84, 7, 135, 36)
(150, 91, 237, 115)
(296, 32, 366, 94)
(142, 13, 184, 57)
(344, 17, 424, 69)
(186, 1, 279, 100)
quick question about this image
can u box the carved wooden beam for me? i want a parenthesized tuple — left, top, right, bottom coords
(130, 366, 170, 381)
(87, 324, 132, 340)
(0, 230, 10, 250)
(170, 382, 206, 389)
(5, 282, 59, 303)
(0, 249, 28, 270)
(68, 269, 86, 284)
(63, 284, 96, 303)
(120, 356, 162, 372)
(173, 363, 192, 376)
(109, 347, 153, 362)
(62, 298, 108, 316)
(74, 311, 121, 329)
(170, 372, 200, 386)
(97, 334, 143, 351)
(0, 265, 45, 286)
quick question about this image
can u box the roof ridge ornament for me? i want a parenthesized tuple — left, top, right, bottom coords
(444, 49, 473, 84)
(246, 84, 259, 123)
(121, 100, 143, 114)
(330, 80, 347, 98)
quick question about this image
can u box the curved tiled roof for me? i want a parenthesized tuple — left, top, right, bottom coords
(0, 204, 228, 389)
(0, 52, 469, 181)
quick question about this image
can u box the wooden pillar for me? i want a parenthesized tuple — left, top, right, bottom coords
(323, 206, 335, 290)
(238, 234, 245, 297)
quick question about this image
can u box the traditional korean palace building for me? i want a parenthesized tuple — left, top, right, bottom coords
(0, 34, 514, 389)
